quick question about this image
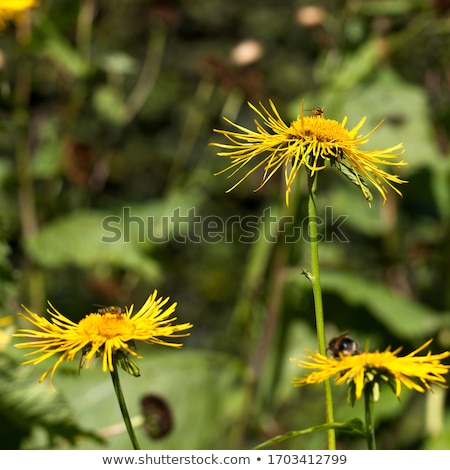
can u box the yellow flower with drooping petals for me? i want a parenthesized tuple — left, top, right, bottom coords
(291, 339, 450, 400)
(14, 290, 193, 383)
(211, 100, 406, 206)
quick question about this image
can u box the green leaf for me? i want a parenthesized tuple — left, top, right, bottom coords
(36, 19, 90, 78)
(47, 350, 247, 450)
(430, 158, 450, 221)
(324, 39, 381, 89)
(319, 271, 450, 340)
(317, 186, 385, 237)
(254, 418, 365, 449)
(115, 353, 141, 378)
(120, 190, 204, 245)
(334, 160, 373, 204)
(25, 188, 204, 283)
(25, 210, 161, 282)
(0, 351, 101, 448)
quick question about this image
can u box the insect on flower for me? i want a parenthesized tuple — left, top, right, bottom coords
(96, 306, 123, 315)
(293, 339, 450, 401)
(306, 107, 324, 117)
(14, 290, 193, 384)
(211, 99, 406, 206)
(327, 332, 361, 358)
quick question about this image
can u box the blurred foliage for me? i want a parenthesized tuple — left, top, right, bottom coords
(0, 349, 102, 449)
(1, 0, 450, 450)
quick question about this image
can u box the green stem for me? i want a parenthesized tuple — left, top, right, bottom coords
(307, 172, 336, 450)
(76, 0, 96, 63)
(110, 360, 141, 450)
(364, 385, 376, 450)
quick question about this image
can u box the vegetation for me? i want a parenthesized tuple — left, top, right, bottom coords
(1, 0, 450, 450)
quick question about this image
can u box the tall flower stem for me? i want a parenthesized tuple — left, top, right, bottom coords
(364, 385, 376, 450)
(306, 172, 336, 450)
(110, 359, 141, 450)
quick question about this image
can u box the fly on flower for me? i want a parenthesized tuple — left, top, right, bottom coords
(211, 100, 406, 206)
(306, 107, 324, 117)
(96, 305, 123, 315)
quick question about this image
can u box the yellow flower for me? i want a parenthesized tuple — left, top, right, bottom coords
(211, 100, 406, 206)
(14, 290, 193, 383)
(0, 0, 39, 30)
(291, 339, 450, 400)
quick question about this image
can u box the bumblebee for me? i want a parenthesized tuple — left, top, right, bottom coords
(327, 332, 361, 358)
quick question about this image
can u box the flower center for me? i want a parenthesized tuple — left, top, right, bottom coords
(78, 313, 135, 339)
(289, 116, 350, 142)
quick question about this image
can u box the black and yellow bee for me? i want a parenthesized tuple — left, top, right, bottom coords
(327, 332, 361, 358)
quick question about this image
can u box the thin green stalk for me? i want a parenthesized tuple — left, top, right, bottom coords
(125, 22, 168, 123)
(13, 20, 44, 313)
(76, 0, 96, 62)
(364, 385, 376, 450)
(110, 360, 141, 450)
(307, 173, 336, 450)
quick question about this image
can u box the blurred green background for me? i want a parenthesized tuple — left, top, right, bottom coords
(1, 0, 450, 450)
